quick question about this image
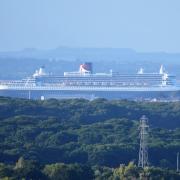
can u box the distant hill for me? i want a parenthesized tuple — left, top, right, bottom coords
(0, 47, 180, 79)
(0, 47, 137, 60)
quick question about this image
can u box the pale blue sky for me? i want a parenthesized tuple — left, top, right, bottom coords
(0, 0, 180, 52)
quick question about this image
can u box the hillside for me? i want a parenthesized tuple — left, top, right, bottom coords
(0, 97, 180, 169)
(1, 48, 180, 80)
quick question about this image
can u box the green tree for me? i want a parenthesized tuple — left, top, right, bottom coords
(14, 157, 47, 180)
(113, 162, 139, 180)
(43, 163, 94, 180)
(0, 163, 13, 179)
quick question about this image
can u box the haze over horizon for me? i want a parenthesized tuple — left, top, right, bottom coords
(1, 0, 180, 53)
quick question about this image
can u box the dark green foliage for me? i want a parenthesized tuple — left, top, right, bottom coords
(0, 97, 180, 171)
(0, 160, 180, 180)
(113, 162, 180, 180)
(13, 157, 47, 180)
(0, 163, 14, 178)
(43, 163, 94, 180)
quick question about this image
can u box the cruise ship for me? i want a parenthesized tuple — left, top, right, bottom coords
(0, 62, 180, 100)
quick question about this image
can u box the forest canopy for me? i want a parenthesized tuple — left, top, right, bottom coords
(0, 97, 180, 179)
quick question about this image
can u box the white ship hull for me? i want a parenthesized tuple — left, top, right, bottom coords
(0, 85, 180, 92)
(0, 85, 180, 100)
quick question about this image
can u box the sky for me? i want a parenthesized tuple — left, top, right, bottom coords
(0, 0, 180, 52)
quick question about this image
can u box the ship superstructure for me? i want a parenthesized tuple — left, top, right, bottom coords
(0, 63, 179, 100)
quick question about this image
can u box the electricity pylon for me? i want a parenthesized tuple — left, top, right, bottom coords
(138, 115, 149, 168)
